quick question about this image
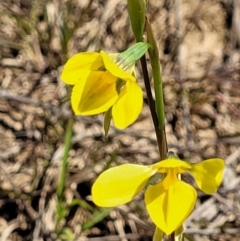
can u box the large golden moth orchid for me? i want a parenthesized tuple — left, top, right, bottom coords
(61, 42, 150, 129)
(92, 156, 224, 235)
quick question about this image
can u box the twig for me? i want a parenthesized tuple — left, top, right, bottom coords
(0, 220, 18, 241)
(77, 233, 153, 241)
(213, 193, 240, 219)
(0, 89, 59, 113)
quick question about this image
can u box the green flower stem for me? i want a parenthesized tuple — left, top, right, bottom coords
(128, 5, 170, 240)
(127, 0, 167, 159)
(57, 115, 74, 203)
(153, 227, 163, 241)
(146, 26, 164, 129)
(145, 16, 170, 240)
(146, 18, 168, 160)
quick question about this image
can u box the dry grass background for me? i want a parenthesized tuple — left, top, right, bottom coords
(0, 0, 240, 240)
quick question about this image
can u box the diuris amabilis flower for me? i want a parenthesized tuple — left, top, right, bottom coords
(61, 42, 150, 129)
(92, 156, 224, 235)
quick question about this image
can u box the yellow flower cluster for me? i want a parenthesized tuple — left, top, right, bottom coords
(61, 43, 225, 236)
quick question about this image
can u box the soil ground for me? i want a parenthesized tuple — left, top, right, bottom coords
(0, 0, 240, 240)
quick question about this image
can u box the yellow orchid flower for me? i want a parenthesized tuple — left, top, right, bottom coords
(61, 43, 150, 129)
(92, 157, 224, 235)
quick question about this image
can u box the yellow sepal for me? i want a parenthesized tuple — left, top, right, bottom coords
(61, 52, 102, 85)
(71, 71, 118, 115)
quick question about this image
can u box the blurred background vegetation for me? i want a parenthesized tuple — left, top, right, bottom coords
(0, 0, 240, 240)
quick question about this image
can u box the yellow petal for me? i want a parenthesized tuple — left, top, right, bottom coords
(100, 51, 135, 82)
(92, 164, 157, 207)
(152, 159, 192, 173)
(61, 52, 103, 85)
(71, 71, 118, 115)
(112, 81, 143, 129)
(190, 158, 224, 194)
(145, 180, 197, 235)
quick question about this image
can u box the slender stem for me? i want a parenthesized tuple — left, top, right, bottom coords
(140, 55, 162, 154)
(153, 227, 163, 241)
(144, 18, 169, 241)
(56, 114, 74, 233)
(145, 18, 168, 160)
(128, 6, 170, 241)
(151, 51, 165, 130)
(57, 115, 74, 201)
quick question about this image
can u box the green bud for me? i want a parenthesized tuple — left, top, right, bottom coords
(116, 42, 150, 72)
(127, 0, 147, 41)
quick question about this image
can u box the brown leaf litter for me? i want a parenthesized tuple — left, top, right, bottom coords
(0, 0, 240, 240)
